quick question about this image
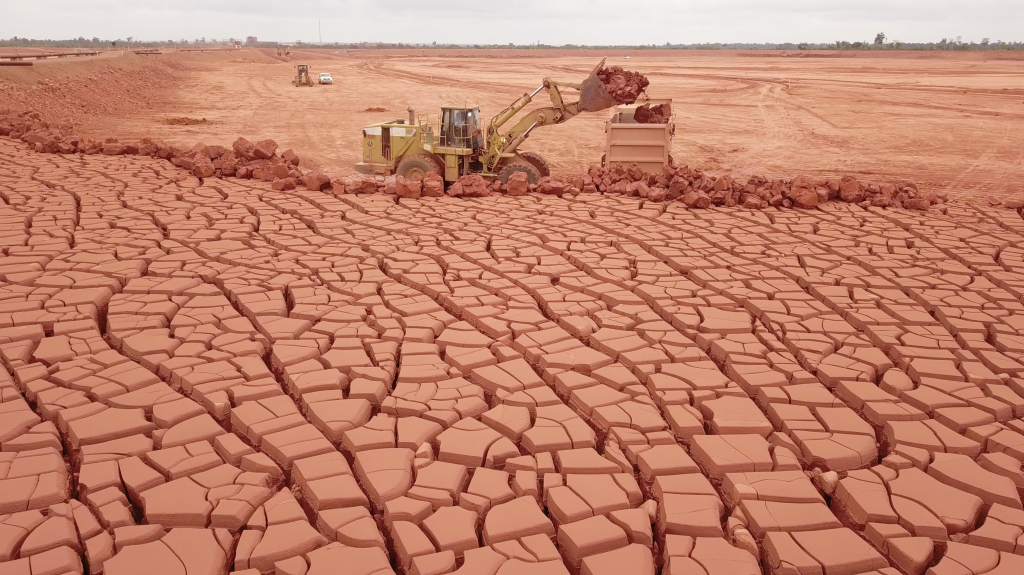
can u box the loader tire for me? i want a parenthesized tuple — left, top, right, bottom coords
(498, 161, 541, 185)
(395, 154, 442, 181)
(519, 152, 550, 178)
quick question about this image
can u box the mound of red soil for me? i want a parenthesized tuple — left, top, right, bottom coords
(362, 107, 387, 112)
(633, 103, 671, 124)
(0, 62, 178, 128)
(163, 117, 208, 126)
(597, 66, 649, 104)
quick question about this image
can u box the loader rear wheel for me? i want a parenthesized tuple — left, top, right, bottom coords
(519, 152, 550, 178)
(395, 154, 442, 181)
(498, 161, 541, 185)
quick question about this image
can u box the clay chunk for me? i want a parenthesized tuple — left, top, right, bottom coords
(482, 497, 555, 546)
(764, 527, 888, 575)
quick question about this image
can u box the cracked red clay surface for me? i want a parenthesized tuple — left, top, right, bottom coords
(2, 66, 1024, 574)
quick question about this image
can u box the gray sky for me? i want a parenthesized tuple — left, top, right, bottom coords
(3, 0, 1022, 45)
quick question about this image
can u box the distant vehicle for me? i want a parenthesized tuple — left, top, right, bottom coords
(318, 72, 333, 85)
(623, 56, 631, 60)
(294, 64, 313, 87)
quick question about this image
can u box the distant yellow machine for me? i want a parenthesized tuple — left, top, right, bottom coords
(356, 58, 621, 185)
(293, 64, 313, 87)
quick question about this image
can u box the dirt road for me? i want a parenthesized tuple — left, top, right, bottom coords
(11, 48, 1024, 200)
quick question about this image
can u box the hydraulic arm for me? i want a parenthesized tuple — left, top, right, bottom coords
(480, 58, 617, 172)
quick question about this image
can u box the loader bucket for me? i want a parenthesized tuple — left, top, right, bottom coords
(578, 58, 618, 113)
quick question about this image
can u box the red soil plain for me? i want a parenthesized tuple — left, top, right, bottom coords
(1, 47, 1024, 575)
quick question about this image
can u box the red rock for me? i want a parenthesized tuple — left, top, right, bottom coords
(422, 172, 444, 197)
(621, 163, 642, 182)
(903, 198, 930, 210)
(742, 195, 766, 209)
(537, 177, 568, 196)
(219, 156, 238, 176)
(788, 186, 819, 208)
(191, 157, 215, 179)
(647, 186, 668, 202)
(253, 139, 279, 160)
(302, 171, 331, 191)
(341, 175, 379, 195)
(839, 175, 865, 203)
(272, 178, 297, 191)
(281, 149, 300, 166)
(102, 143, 125, 155)
(448, 175, 489, 197)
(682, 190, 711, 209)
(667, 176, 689, 199)
(233, 137, 256, 159)
(506, 172, 530, 196)
(272, 164, 290, 179)
(395, 176, 422, 199)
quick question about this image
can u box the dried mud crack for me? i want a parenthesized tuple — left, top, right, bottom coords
(1, 134, 1024, 575)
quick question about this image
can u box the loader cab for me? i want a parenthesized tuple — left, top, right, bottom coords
(440, 106, 482, 150)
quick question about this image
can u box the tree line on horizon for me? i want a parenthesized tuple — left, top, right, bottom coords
(2, 34, 1022, 51)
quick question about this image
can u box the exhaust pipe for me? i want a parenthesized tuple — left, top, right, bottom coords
(408, 106, 416, 125)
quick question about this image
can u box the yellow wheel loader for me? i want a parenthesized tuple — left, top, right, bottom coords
(294, 64, 313, 87)
(355, 58, 621, 185)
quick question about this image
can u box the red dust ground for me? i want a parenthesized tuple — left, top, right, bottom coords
(4, 48, 1023, 201)
(2, 46, 1024, 575)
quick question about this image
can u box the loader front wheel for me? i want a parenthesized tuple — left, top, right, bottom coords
(498, 161, 541, 185)
(519, 152, 550, 178)
(395, 154, 442, 181)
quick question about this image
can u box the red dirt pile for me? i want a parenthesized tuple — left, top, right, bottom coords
(6, 108, 1014, 211)
(633, 103, 671, 124)
(0, 63, 177, 127)
(399, 161, 952, 210)
(0, 110, 332, 192)
(578, 162, 945, 210)
(163, 116, 209, 126)
(597, 66, 649, 104)
(446, 174, 490, 197)
(362, 107, 388, 113)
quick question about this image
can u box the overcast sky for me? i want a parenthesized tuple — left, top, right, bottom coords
(3, 0, 1022, 45)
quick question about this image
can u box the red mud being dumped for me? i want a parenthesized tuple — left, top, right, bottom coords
(633, 102, 671, 124)
(597, 66, 649, 104)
